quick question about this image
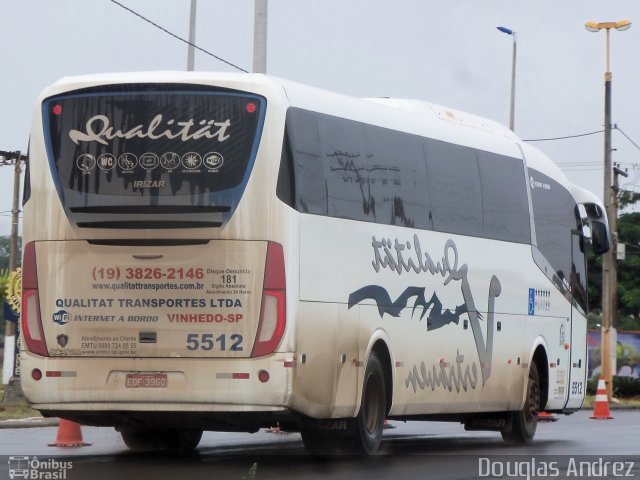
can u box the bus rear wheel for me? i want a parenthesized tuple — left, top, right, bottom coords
(301, 352, 387, 456)
(120, 427, 203, 453)
(347, 352, 386, 455)
(501, 363, 540, 444)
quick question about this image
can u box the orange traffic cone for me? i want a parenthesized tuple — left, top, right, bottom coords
(590, 375, 613, 420)
(538, 411, 558, 422)
(48, 419, 92, 447)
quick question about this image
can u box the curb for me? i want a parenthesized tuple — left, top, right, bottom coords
(0, 417, 60, 429)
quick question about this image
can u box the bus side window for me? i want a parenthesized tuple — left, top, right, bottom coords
(318, 115, 369, 221)
(571, 218, 588, 312)
(286, 109, 326, 215)
(285, 107, 532, 249)
(529, 169, 576, 296)
(590, 220, 610, 255)
(364, 124, 429, 230)
(23, 155, 31, 206)
(477, 151, 531, 244)
(276, 130, 296, 209)
(425, 139, 483, 237)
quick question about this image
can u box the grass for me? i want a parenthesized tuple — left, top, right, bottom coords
(582, 394, 640, 409)
(1, 342, 42, 421)
(0, 384, 43, 421)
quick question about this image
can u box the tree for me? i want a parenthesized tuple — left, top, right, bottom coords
(0, 236, 20, 326)
(616, 212, 640, 321)
(0, 235, 21, 271)
(588, 212, 640, 330)
(587, 250, 603, 313)
(0, 273, 7, 301)
(0, 236, 10, 270)
(0, 235, 22, 329)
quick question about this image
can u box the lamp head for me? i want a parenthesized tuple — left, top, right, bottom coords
(615, 19, 632, 31)
(497, 26, 514, 35)
(585, 20, 632, 32)
(585, 21, 601, 32)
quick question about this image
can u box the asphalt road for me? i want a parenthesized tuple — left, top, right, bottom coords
(0, 410, 638, 480)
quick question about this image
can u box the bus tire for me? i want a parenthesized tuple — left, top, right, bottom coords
(348, 352, 386, 455)
(501, 363, 540, 444)
(163, 428, 203, 453)
(120, 427, 203, 453)
(120, 428, 156, 451)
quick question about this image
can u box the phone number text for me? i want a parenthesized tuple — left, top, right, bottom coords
(93, 267, 205, 281)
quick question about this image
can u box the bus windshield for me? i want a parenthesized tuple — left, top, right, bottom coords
(42, 85, 265, 222)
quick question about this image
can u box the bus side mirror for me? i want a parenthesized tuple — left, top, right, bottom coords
(590, 220, 610, 255)
(578, 203, 610, 255)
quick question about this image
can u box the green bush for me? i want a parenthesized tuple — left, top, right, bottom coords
(613, 376, 640, 397)
(586, 374, 599, 395)
(586, 374, 640, 397)
(0, 273, 8, 304)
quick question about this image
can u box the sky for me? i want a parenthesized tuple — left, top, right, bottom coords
(1, 0, 640, 236)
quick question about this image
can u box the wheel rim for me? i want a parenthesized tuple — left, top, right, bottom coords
(363, 372, 383, 435)
(525, 371, 540, 424)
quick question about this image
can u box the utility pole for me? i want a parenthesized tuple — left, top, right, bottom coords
(0, 150, 24, 280)
(612, 162, 628, 318)
(187, 0, 197, 71)
(9, 156, 21, 276)
(253, 0, 268, 73)
(1, 150, 26, 385)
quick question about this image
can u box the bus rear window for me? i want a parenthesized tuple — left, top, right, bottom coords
(42, 85, 265, 226)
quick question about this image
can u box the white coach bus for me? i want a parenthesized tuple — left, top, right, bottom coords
(21, 72, 609, 455)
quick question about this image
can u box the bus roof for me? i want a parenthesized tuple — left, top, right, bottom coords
(42, 71, 583, 203)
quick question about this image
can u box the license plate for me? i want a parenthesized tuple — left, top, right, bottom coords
(125, 373, 167, 388)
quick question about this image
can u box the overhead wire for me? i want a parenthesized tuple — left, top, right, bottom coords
(109, 0, 249, 73)
(615, 125, 640, 152)
(524, 125, 640, 178)
(522, 129, 604, 142)
(621, 165, 640, 192)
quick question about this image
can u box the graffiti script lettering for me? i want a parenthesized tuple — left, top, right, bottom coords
(350, 235, 502, 386)
(405, 350, 479, 393)
(69, 114, 231, 146)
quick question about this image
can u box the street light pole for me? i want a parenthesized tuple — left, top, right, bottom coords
(497, 26, 517, 131)
(187, 0, 197, 71)
(253, 0, 268, 73)
(585, 19, 632, 401)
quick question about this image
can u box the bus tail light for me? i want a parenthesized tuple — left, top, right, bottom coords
(21, 242, 48, 357)
(251, 242, 286, 358)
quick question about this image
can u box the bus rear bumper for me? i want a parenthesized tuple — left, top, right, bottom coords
(33, 405, 296, 432)
(20, 352, 295, 414)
